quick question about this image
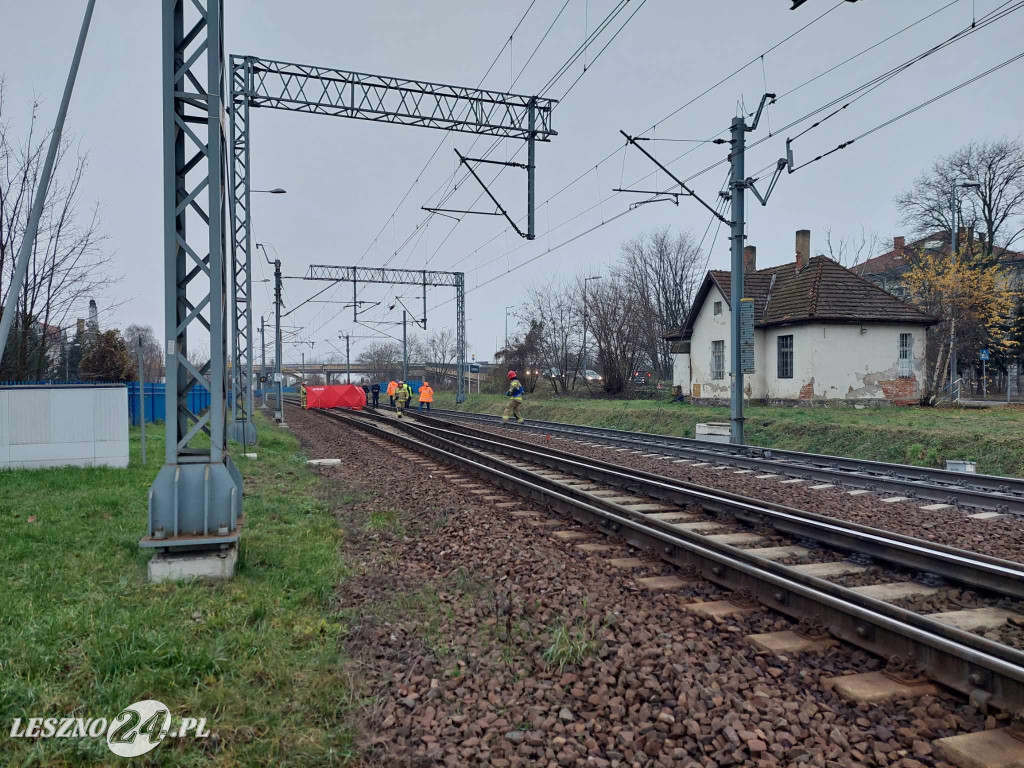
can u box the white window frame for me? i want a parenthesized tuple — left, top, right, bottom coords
(711, 340, 724, 380)
(898, 332, 914, 378)
(777, 334, 794, 379)
(713, 301, 722, 316)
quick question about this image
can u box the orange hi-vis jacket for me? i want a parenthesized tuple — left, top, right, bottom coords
(386, 380, 398, 396)
(418, 384, 434, 403)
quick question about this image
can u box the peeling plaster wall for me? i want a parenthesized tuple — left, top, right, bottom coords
(762, 323, 926, 403)
(672, 353, 690, 390)
(679, 289, 927, 404)
(687, 285, 733, 400)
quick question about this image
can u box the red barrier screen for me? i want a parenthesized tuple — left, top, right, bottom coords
(305, 384, 367, 410)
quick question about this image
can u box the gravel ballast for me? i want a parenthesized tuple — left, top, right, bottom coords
(430, 415, 1024, 565)
(284, 405, 1006, 766)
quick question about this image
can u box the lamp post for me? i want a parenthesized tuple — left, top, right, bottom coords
(949, 180, 981, 391)
(259, 315, 267, 409)
(253, 188, 287, 194)
(257, 242, 284, 423)
(582, 276, 601, 379)
(504, 306, 514, 352)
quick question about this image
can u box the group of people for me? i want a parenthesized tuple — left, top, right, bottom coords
(381, 379, 434, 419)
(299, 370, 524, 424)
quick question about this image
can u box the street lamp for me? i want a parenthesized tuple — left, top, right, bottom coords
(949, 180, 981, 391)
(582, 276, 602, 378)
(253, 188, 287, 194)
(257, 242, 284, 421)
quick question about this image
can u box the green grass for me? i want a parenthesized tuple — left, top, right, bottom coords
(434, 392, 1024, 477)
(542, 618, 597, 673)
(0, 413, 355, 767)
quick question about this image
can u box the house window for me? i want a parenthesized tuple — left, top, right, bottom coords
(777, 335, 794, 379)
(711, 340, 724, 380)
(898, 333, 913, 378)
(713, 301, 722, 316)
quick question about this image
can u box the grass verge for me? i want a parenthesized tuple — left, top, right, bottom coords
(433, 392, 1024, 477)
(0, 412, 353, 767)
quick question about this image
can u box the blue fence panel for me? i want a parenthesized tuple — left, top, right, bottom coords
(126, 383, 218, 425)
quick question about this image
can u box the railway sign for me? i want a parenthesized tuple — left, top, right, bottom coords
(740, 298, 755, 374)
(470, 364, 480, 373)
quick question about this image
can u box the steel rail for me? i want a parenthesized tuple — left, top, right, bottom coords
(401, 412, 1024, 599)
(415, 406, 1024, 515)
(298, 403, 1024, 711)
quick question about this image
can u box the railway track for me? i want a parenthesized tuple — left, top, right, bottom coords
(288, 401, 1024, 714)
(401, 405, 1024, 516)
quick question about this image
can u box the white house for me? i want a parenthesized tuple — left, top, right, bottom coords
(665, 230, 935, 405)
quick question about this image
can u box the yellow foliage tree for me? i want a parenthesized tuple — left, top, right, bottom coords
(901, 247, 1018, 394)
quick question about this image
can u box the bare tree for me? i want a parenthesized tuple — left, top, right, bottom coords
(587, 278, 648, 395)
(425, 327, 458, 389)
(525, 279, 583, 394)
(123, 324, 165, 381)
(896, 138, 1024, 261)
(0, 79, 115, 380)
(614, 228, 703, 379)
(823, 226, 883, 268)
(356, 341, 402, 382)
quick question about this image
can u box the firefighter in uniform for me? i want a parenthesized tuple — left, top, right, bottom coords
(394, 380, 413, 418)
(299, 381, 307, 409)
(370, 382, 381, 408)
(387, 379, 398, 407)
(502, 370, 525, 424)
(418, 381, 434, 412)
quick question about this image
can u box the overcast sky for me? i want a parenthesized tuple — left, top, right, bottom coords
(3, 0, 1023, 365)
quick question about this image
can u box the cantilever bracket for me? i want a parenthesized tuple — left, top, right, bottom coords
(747, 93, 776, 133)
(746, 158, 787, 206)
(628, 196, 679, 211)
(619, 131, 730, 225)
(454, 148, 531, 240)
(422, 206, 503, 222)
(355, 300, 381, 319)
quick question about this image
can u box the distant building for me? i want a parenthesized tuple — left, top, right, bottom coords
(855, 231, 1024, 297)
(664, 230, 935, 405)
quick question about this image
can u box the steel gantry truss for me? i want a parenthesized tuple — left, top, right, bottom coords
(227, 54, 557, 443)
(305, 266, 467, 402)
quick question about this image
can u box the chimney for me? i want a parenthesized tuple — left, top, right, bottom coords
(795, 229, 810, 272)
(894, 236, 905, 251)
(743, 245, 756, 274)
(76, 318, 85, 336)
(87, 299, 99, 338)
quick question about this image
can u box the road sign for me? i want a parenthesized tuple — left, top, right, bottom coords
(980, 349, 990, 361)
(259, 375, 267, 383)
(470, 364, 480, 373)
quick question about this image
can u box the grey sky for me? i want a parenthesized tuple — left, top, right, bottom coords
(3, 1, 1023, 366)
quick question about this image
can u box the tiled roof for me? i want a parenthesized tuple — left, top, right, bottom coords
(856, 234, 1024, 278)
(665, 255, 933, 340)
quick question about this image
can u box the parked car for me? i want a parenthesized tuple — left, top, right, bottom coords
(582, 369, 603, 382)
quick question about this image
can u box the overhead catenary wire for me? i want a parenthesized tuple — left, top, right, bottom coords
(647, 0, 1024, 194)
(435, 20, 1023, 313)
(789, 47, 1024, 173)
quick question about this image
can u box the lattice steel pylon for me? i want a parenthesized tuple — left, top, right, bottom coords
(227, 55, 256, 444)
(143, 0, 242, 554)
(227, 56, 557, 438)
